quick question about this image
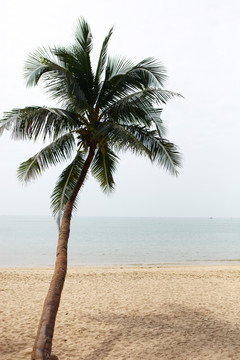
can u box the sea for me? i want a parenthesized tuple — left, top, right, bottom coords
(0, 216, 239, 267)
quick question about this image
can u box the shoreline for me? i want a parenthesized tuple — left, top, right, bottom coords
(1, 259, 240, 269)
(1, 265, 240, 359)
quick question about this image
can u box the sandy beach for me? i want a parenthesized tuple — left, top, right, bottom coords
(1, 265, 240, 359)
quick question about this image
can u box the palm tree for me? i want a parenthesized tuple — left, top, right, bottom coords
(0, 18, 181, 360)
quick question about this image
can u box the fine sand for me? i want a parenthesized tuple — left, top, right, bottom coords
(1, 265, 240, 359)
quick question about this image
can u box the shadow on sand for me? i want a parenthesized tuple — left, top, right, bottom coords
(83, 303, 240, 359)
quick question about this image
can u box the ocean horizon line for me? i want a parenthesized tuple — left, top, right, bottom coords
(0, 214, 239, 219)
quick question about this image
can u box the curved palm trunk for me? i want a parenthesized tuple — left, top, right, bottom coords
(31, 146, 96, 360)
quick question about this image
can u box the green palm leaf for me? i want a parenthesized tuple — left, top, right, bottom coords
(52, 46, 92, 109)
(94, 27, 113, 99)
(100, 88, 181, 132)
(95, 122, 151, 157)
(50, 151, 85, 224)
(1, 106, 81, 141)
(126, 57, 167, 87)
(24, 47, 54, 87)
(98, 56, 168, 109)
(91, 146, 118, 192)
(0, 114, 17, 135)
(25, 47, 89, 110)
(74, 17, 93, 54)
(124, 125, 181, 175)
(153, 109, 167, 137)
(17, 133, 76, 182)
(100, 86, 181, 119)
(73, 18, 94, 105)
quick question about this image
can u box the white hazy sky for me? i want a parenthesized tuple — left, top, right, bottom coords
(0, 0, 239, 217)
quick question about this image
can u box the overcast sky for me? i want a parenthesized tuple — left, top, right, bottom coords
(0, 0, 239, 218)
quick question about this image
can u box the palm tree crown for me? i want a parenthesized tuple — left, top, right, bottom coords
(0, 18, 181, 222)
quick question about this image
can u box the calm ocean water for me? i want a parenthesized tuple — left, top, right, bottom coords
(0, 216, 239, 266)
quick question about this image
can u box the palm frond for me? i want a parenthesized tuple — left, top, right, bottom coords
(17, 133, 76, 182)
(95, 122, 151, 157)
(25, 47, 89, 109)
(50, 151, 85, 224)
(24, 47, 53, 87)
(104, 55, 134, 79)
(51, 46, 94, 109)
(101, 88, 181, 126)
(91, 146, 118, 192)
(71, 18, 95, 105)
(97, 55, 134, 107)
(0, 113, 18, 135)
(128, 57, 167, 87)
(74, 18, 93, 54)
(98, 57, 169, 108)
(123, 125, 181, 175)
(97, 122, 181, 175)
(94, 26, 113, 99)
(1, 106, 81, 141)
(153, 139, 182, 175)
(154, 110, 167, 137)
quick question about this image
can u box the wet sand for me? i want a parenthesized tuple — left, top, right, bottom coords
(1, 265, 240, 359)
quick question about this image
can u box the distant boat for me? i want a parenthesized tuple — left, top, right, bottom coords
(209, 217, 213, 219)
